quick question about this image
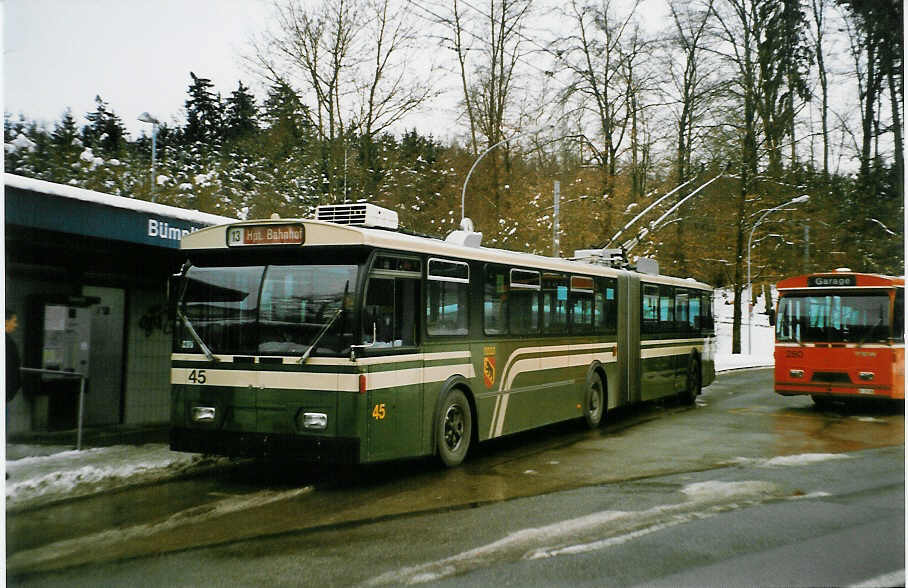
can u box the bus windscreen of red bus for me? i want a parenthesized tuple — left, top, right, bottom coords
(776, 292, 891, 344)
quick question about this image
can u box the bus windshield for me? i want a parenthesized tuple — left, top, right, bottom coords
(776, 292, 891, 344)
(176, 264, 358, 356)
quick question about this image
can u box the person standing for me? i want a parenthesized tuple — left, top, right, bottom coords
(6, 309, 21, 402)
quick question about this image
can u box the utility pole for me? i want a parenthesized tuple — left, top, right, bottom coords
(553, 180, 560, 257)
(804, 224, 810, 272)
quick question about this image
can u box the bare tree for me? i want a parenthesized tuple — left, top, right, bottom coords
(710, 0, 814, 353)
(840, 0, 902, 187)
(550, 0, 654, 243)
(250, 0, 434, 199)
(710, 0, 767, 355)
(357, 0, 434, 139)
(807, 0, 830, 177)
(664, 0, 718, 273)
(428, 0, 532, 216)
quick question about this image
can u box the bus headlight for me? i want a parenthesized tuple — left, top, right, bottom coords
(789, 369, 804, 379)
(299, 412, 328, 430)
(858, 372, 874, 381)
(191, 406, 216, 422)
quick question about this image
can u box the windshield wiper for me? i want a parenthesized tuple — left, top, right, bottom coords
(174, 260, 220, 362)
(177, 309, 220, 362)
(298, 308, 343, 364)
(299, 280, 349, 364)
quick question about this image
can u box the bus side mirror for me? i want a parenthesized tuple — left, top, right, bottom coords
(768, 309, 776, 326)
(350, 323, 377, 361)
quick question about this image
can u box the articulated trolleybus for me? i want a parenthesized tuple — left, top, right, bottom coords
(774, 270, 905, 407)
(170, 204, 715, 466)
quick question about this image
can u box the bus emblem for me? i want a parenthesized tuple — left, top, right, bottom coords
(483, 354, 496, 388)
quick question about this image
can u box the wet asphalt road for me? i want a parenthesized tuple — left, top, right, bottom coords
(8, 368, 905, 585)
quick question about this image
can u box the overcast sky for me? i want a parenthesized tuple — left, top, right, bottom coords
(4, 0, 274, 137)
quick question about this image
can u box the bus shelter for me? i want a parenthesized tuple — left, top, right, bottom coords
(4, 173, 233, 434)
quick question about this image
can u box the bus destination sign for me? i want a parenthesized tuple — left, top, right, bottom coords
(227, 224, 305, 246)
(807, 275, 857, 287)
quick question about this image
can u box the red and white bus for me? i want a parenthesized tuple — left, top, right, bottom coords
(774, 270, 904, 406)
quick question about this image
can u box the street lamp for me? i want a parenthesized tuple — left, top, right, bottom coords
(746, 194, 810, 353)
(460, 126, 553, 224)
(138, 112, 160, 202)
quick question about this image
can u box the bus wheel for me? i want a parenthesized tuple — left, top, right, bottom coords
(437, 388, 472, 467)
(681, 358, 700, 406)
(584, 372, 605, 428)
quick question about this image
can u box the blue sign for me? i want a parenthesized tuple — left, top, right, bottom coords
(5, 186, 214, 249)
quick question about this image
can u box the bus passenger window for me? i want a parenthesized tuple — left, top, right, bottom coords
(427, 281, 469, 335)
(595, 278, 618, 334)
(689, 294, 701, 331)
(484, 266, 508, 335)
(509, 269, 540, 334)
(364, 278, 395, 345)
(701, 293, 714, 331)
(643, 285, 659, 331)
(895, 289, 905, 342)
(364, 277, 418, 347)
(427, 258, 470, 336)
(543, 273, 568, 334)
(659, 287, 674, 328)
(675, 292, 690, 331)
(569, 276, 594, 334)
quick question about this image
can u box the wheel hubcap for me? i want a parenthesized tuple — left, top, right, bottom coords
(590, 383, 602, 417)
(444, 405, 464, 451)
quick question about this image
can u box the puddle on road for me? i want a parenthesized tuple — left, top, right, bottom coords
(771, 405, 904, 455)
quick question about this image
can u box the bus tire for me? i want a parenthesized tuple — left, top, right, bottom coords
(436, 388, 472, 467)
(681, 357, 700, 406)
(583, 372, 605, 428)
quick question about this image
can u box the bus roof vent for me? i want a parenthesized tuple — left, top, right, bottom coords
(315, 203, 399, 229)
(634, 257, 660, 275)
(835, 267, 852, 272)
(573, 248, 628, 268)
(445, 217, 483, 247)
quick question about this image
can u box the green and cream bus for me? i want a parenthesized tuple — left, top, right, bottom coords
(169, 204, 715, 466)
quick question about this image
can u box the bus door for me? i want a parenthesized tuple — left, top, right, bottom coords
(617, 272, 641, 404)
(361, 255, 423, 461)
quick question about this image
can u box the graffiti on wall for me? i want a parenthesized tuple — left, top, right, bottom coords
(139, 304, 173, 338)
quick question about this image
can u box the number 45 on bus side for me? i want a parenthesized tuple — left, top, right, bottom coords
(372, 403, 387, 420)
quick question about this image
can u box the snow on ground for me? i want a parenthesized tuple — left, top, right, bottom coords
(5, 444, 230, 511)
(368, 479, 786, 585)
(4, 290, 775, 510)
(725, 453, 850, 468)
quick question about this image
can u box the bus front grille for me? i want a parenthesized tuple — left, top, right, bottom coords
(811, 372, 852, 384)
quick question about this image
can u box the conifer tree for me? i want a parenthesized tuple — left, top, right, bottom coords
(49, 109, 83, 181)
(262, 82, 312, 142)
(224, 81, 258, 142)
(82, 95, 127, 156)
(184, 72, 224, 144)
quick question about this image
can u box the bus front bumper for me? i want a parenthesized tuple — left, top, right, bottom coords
(170, 427, 360, 463)
(775, 383, 900, 400)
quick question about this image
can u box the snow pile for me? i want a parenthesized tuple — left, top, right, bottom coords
(726, 453, 850, 468)
(7, 487, 312, 572)
(368, 479, 785, 585)
(5, 444, 229, 510)
(681, 480, 779, 501)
